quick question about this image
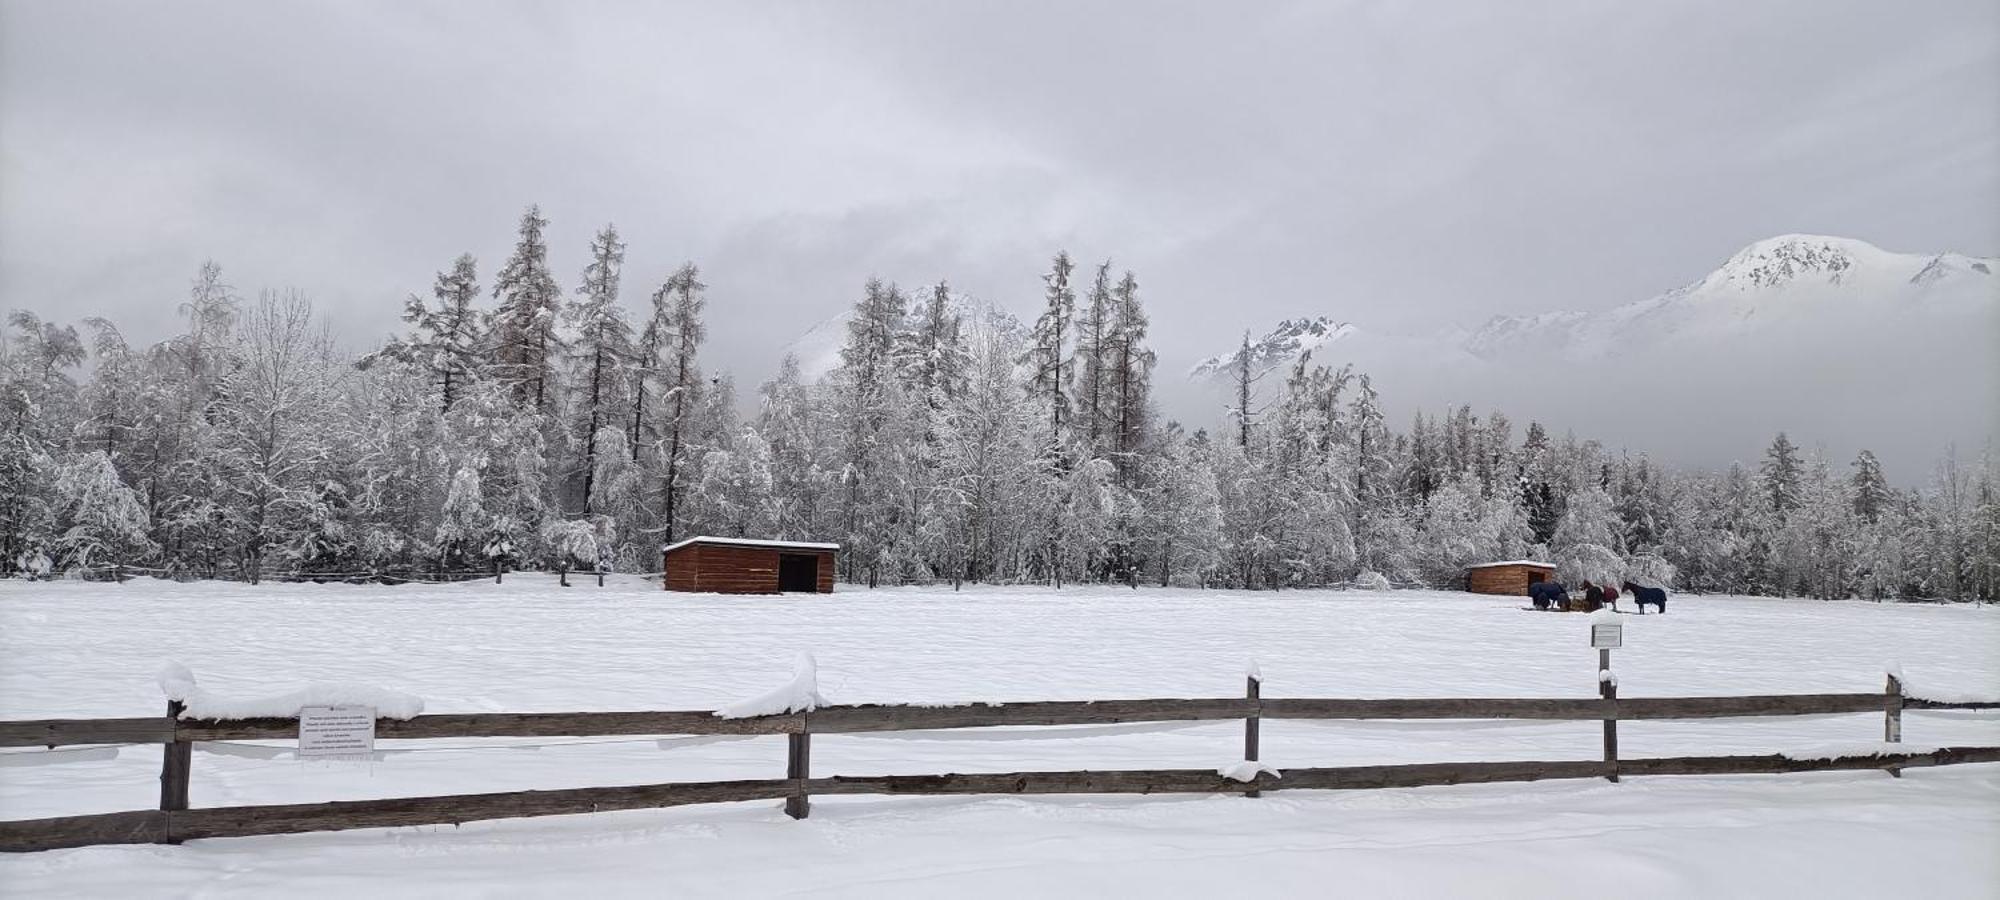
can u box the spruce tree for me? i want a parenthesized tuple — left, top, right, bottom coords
(1760, 432, 1804, 518)
(368, 253, 482, 411)
(1074, 260, 1114, 457)
(651, 263, 707, 542)
(567, 224, 634, 514)
(1850, 449, 1891, 524)
(1024, 251, 1075, 445)
(490, 205, 564, 412)
(1106, 270, 1154, 481)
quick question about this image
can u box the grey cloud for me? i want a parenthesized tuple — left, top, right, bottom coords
(2, 0, 1994, 471)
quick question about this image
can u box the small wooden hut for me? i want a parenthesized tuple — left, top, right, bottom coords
(662, 537, 838, 594)
(1465, 560, 1557, 596)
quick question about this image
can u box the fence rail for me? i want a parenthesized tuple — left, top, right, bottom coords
(18, 694, 1994, 750)
(3, 681, 1996, 853)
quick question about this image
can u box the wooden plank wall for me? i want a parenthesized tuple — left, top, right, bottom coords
(692, 545, 780, 593)
(1467, 565, 1552, 595)
(663, 544, 835, 593)
(663, 544, 703, 592)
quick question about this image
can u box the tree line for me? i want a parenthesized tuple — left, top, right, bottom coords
(2, 205, 1995, 600)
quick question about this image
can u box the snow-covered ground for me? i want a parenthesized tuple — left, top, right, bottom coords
(2, 577, 1996, 898)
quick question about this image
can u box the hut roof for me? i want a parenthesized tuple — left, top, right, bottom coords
(662, 536, 841, 554)
(1465, 559, 1556, 570)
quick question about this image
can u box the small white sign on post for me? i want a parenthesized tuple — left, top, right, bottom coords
(299, 706, 376, 758)
(1591, 622, 1623, 650)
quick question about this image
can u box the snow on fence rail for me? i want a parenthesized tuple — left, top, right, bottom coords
(2, 675, 1997, 853)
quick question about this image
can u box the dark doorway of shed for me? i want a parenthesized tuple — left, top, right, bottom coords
(779, 554, 819, 592)
(1527, 571, 1546, 585)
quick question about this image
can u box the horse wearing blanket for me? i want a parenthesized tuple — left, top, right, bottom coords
(1623, 581, 1668, 614)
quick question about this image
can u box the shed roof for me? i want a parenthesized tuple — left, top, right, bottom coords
(662, 536, 841, 554)
(1465, 559, 1556, 570)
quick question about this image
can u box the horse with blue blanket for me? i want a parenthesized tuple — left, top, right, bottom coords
(1623, 581, 1668, 614)
(1527, 579, 1567, 610)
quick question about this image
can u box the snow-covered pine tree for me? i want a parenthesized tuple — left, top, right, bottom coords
(434, 465, 487, 571)
(1760, 432, 1803, 519)
(896, 282, 975, 583)
(686, 427, 776, 540)
(584, 427, 644, 568)
(937, 306, 1035, 584)
(1923, 449, 1975, 601)
(1611, 453, 1668, 553)
(1141, 424, 1223, 586)
(1097, 270, 1155, 580)
(1018, 252, 1085, 585)
(1849, 449, 1892, 525)
(1267, 356, 1356, 585)
(566, 224, 634, 515)
(1970, 453, 1999, 603)
(1349, 374, 1413, 580)
(1518, 422, 1562, 545)
(1772, 455, 1857, 599)
(758, 354, 830, 543)
(1851, 488, 1914, 601)
(337, 358, 445, 573)
(1231, 331, 1256, 449)
(489, 205, 565, 412)
(78, 318, 143, 462)
(1024, 252, 1076, 448)
(0, 312, 86, 573)
(367, 253, 484, 412)
(1402, 412, 1443, 501)
(1442, 405, 1477, 484)
(447, 377, 548, 568)
(829, 278, 909, 584)
(1475, 412, 1513, 496)
(905, 282, 971, 440)
(1074, 260, 1114, 459)
(650, 263, 707, 542)
(1105, 270, 1154, 482)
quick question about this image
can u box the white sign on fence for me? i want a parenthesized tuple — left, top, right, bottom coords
(1591, 622, 1623, 650)
(299, 706, 376, 757)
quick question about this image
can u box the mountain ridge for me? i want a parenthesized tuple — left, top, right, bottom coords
(1191, 234, 1995, 377)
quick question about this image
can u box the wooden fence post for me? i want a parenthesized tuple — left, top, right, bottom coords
(1885, 673, 1903, 778)
(1245, 673, 1262, 799)
(1599, 648, 1619, 784)
(785, 719, 811, 820)
(159, 700, 191, 844)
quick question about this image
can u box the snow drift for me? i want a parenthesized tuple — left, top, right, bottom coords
(156, 662, 425, 720)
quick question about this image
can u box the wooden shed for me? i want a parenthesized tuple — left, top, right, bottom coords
(1465, 560, 1557, 596)
(662, 537, 838, 594)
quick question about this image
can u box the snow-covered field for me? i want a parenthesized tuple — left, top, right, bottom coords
(2, 577, 1997, 898)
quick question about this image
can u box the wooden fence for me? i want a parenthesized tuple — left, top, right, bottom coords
(3, 675, 1996, 853)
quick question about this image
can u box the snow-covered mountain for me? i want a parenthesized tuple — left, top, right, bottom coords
(1194, 235, 1995, 376)
(1187, 234, 1996, 477)
(1187, 316, 1356, 380)
(1456, 235, 1995, 360)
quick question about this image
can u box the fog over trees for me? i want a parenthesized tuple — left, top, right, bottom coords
(2, 206, 1995, 601)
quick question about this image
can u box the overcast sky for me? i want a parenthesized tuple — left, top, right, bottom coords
(4, 1, 1996, 448)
